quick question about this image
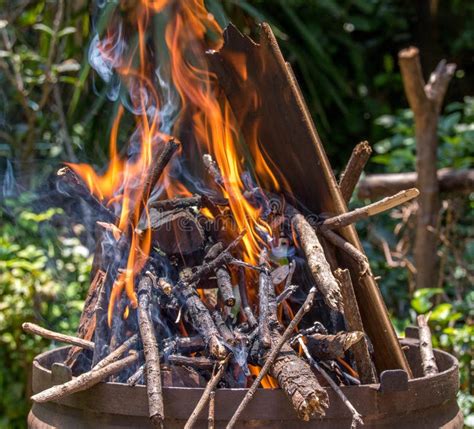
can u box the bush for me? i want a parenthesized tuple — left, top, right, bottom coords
(358, 97, 474, 424)
(0, 195, 91, 429)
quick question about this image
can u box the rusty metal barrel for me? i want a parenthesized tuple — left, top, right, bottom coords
(28, 332, 463, 429)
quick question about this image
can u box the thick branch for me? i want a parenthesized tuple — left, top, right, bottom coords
(358, 169, 474, 199)
(137, 275, 164, 428)
(290, 212, 342, 311)
(22, 322, 94, 351)
(398, 47, 429, 116)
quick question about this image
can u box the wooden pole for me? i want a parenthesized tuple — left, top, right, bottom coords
(398, 47, 455, 290)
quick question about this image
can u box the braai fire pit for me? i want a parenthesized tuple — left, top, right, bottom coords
(21, 1, 463, 428)
(28, 332, 462, 429)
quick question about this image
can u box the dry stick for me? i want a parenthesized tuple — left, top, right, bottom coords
(258, 249, 273, 348)
(127, 364, 145, 386)
(184, 354, 231, 429)
(290, 211, 342, 311)
(276, 284, 299, 304)
(321, 188, 420, 230)
(56, 167, 118, 224)
(215, 266, 236, 307)
(169, 355, 216, 370)
(226, 287, 317, 429)
(137, 275, 164, 428)
(208, 390, 216, 429)
(299, 338, 364, 429)
(339, 141, 372, 203)
(22, 322, 95, 351)
(416, 314, 439, 377)
(94, 333, 139, 370)
(334, 269, 377, 384)
(180, 231, 246, 287)
(238, 268, 257, 328)
(137, 138, 180, 221)
(149, 195, 202, 211)
(31, 352, 138, 403)
(319, 228, 370, 276)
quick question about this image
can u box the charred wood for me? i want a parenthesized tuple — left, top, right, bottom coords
(306, 332, 365, 360)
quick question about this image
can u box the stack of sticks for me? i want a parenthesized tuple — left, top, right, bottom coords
(23, 139, 429, 429)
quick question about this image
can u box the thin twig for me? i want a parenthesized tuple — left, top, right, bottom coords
(226, 287, 317, 429)
(31, 352, 138, 403)
(184, 354, 231, 429)
(208, 390, 215, 429)
(321, 188, 420, 230)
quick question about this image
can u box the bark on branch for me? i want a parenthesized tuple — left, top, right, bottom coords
(339, 141, 372, 203)
(398, 46, 456, 290)
(358, 169, 474, 199)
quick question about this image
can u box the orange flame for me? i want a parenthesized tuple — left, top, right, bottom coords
(70, 1, 281, 347)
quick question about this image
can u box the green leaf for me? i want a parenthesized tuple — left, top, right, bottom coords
(411, 288, 444, 314)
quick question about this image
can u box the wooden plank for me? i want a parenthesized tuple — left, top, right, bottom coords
(207, 23, 411, 376)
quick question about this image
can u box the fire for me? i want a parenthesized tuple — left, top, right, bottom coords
(69, 0, 280, 345)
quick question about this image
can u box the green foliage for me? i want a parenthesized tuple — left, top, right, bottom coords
(359, 97, 474, 424)
(372, 96, 474, 172)
(0, 196, 91, 429)
(411, 289, 474, 424)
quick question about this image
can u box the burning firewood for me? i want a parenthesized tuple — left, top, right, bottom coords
(299, 338, 364, 429)
(56, 167, 118, 224)
(137, 272, 165, 428)
(227, 287, 328, 427)
(288, 208, 342, 311)
(215, 266, 236, 307)
(258, 249, 276, 348)
(185, 354, 231, 429)
(304, 331, 365, 361)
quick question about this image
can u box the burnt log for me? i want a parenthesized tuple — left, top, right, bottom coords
(144, 209, 205, 255)
(306, 331, 365, 361)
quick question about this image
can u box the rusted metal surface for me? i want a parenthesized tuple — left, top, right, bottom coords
(28, 335, 463, 429)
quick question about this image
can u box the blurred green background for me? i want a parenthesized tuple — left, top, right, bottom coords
(0, 1, 472, 427)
